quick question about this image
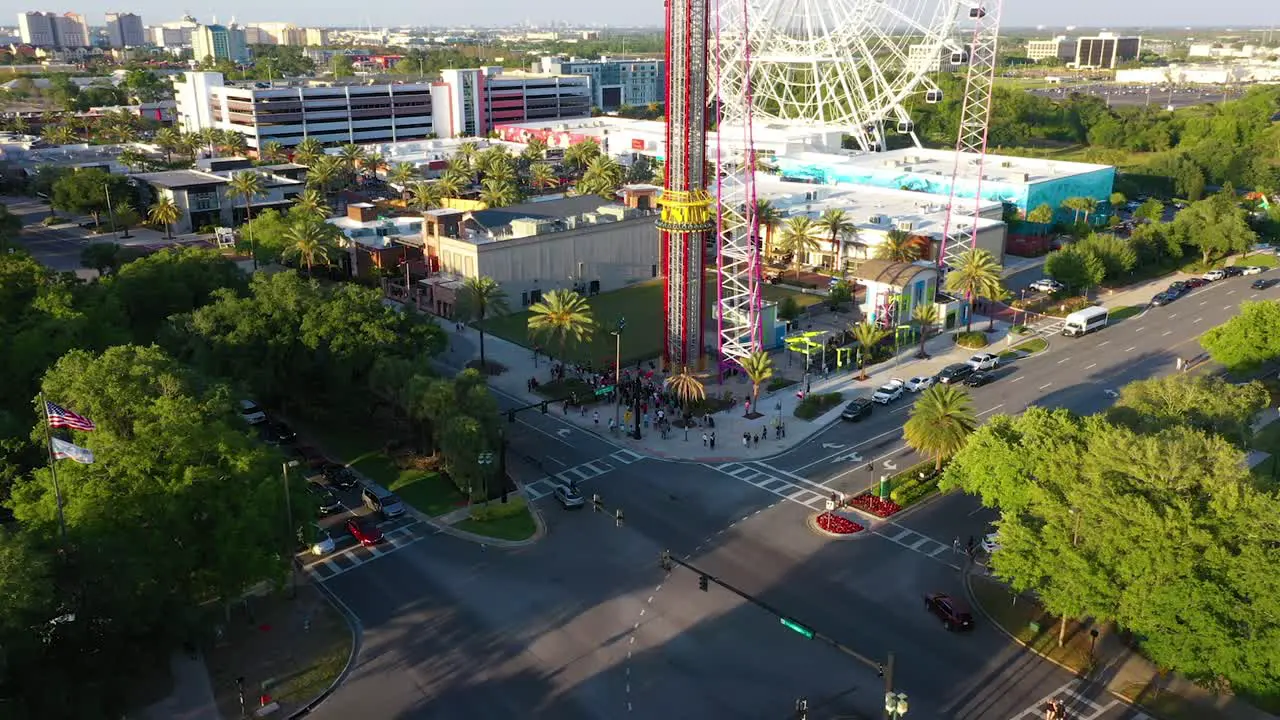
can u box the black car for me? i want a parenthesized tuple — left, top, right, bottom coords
(321, 463, 359, 490)
(1252, 278, 1278, 290)
(1166, 281, 1189, 296)
(924, 593, 975, 631)
(306, 481, 343, 515)
(1222, 266, 1244, 277)
(841, 398, 874, 422)
(1150, 291, 1176, 306)
(262, 421, 297, 445)
(937, 363, 975, 384)
(963, 370, 995, 387)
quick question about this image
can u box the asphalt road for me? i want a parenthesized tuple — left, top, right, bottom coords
(3, 195, 97, 274)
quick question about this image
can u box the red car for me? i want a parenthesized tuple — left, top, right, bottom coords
(1183, 277, 1208, 289)
(345, 517, 384, 546)
(924, 593, 975, 631)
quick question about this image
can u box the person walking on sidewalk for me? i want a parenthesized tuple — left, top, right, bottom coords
(742, 433, 749, 448)
(709, 432, 716, 449)
(702, 432, 708, 447)
(593, 410, 600, 425)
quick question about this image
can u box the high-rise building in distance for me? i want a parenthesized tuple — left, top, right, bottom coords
(105, 11, 144, 48)
(192, 23, 249, 64)
(539, 56, 664, 112)
(17, 10, 89, 47)
(1073, 33, 1142, 69)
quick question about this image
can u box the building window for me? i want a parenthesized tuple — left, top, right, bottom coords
(189, 191, 218, 211)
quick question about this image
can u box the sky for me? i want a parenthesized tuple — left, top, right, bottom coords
(47, 0, 1280, 34)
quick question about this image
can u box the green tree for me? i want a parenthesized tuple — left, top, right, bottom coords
(755, 199, 783, 258)
(148, 196, 181, 239)
(1076, 233, 1137, 281)
(943, 248, 1004, 333)
(577, 155, 624, 197)
(739, 350, 774, 416)
(777, 216, 822, 278)
(522, 137, 548, 162)
(1169, 188, 1258, 265)
(282, 220, 338, 277)
(1201, 300, 1280, 372)
(1061, 196, 1090, 225)
(875, 228, 923, 262)
(51, 168, 132, 228)
(331, 54, 355, 77)
(527, 289, 596, 361)
(665, 366, 707, 407)
(479, 178, 520, 208)
(1043, 244, 1105, 294)
(80, 242, 120, 277)
(816, 208, 855, 260)
(1134, 198, 1164, 223)
(1026, 202, 1055, 231)
(292, 188, 331, 221)
(1108, 374, 1269, 448)
(105, 246, 248, 342)
(387, 162, 417, 198)
(529, 163, 559, 190)
(850, 320, 889, 380)
(562, 139, 602, 176)
(259, 140, 287, 163)
(911, 303, 939, 358)
(903, 384, 977, 471)
(293, 138, 324, 167)
(455, 276, 509, 370)
(228, 170, 265, 270)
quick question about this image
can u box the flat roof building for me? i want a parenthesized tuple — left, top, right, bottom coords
(1073, 33, 1141, 69)
(440, 67, 591, 138)
(192, 24, 248, 64)
(538, 55, 664, 112)
(1026, 36, 1076, 63)
(105, 12, 144, 48)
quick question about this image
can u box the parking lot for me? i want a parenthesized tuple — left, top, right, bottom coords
(1028, 83, 1244, 109)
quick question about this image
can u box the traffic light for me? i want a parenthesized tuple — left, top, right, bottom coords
(614, 508, 625, 527)
(507, 410, 516, 423)
(591, 493, 603, 512)
(877, 662, 884, 677)
(540, 401, 548, 414)
(660, 550, 673, 572)
(698, 574, 709, 592)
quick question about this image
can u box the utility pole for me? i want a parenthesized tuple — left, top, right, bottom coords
(282, 461, 297, 597)
(612, 316, 626, 432)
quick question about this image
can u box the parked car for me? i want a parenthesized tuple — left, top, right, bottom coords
(904, 376, 935, 393)
(966, 353, 1000, 371)
(1222, 265, 1244, 277)
(963, 370, 995, 387)
(937, 363, 975, 384)
(924, 593, 975, 631)
(361, 482, 405, 519)
(1239, 265, 1265, 276)
(1202, 269, 1226, 281)
(1150, 291, 1177, 306)
(309, 524, 335, 556)
(1028, 278, 1063, 293)
(841, 398, 874, 421)
(1166, 281, 1190, 296)
(345, 517, 384, 547)
(262, 421, 297, 445)
(294, 445, 329, 469)
(553, 483, 585, 509)
(981, 533, 1001, 553)
(1183, 277, 1208, 288)
(239, 399, 267, 425)
(1251, 278, 1278, 290)
(306, 481, 343, 515)
(872, 378, 906, 405)
(321, 463, 359, 490)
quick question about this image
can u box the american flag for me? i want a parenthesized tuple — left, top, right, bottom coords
(45, 401, 96, 432)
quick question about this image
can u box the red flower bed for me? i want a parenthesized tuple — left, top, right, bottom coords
(849, 494, 902, 518)
(815, 512, 864, 535)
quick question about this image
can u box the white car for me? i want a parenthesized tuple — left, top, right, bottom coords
(310, 525, 335, 556)
(872, 378, 906, 404)
(1240, 266, 1266, 276)
(966, 353, 1000, 371)
(1029, 278, 1063, 293)
(239, 399, 267, 425)
(981, 532, 1001, 554)
(1202, 269, 1226, 281)
(905, 376, 935, 393)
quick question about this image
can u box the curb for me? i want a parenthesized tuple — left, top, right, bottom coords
(413, 492, 546, 549)
(289, 579, 363, 718)
(806, 510, 867, 539)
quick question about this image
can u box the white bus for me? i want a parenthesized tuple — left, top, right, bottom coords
(1061, 306, 1109, 337)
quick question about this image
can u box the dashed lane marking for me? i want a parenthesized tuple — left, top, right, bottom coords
(303, 520, 430, 581)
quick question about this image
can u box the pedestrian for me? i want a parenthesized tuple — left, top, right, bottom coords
(780, 423, 786, 438)
(775, 426, 781, 439)
(702, 432, 708, 447)
(742, 433, 749, 448)
(953, 536, 961, 554)
(709, 432, 716, 449)
(762, 424, 768, 439)
(608, 418, 616, 433)
(593, 410, 600, 425)
(752, 434, 759, 447)
(580, 404, 587, 417)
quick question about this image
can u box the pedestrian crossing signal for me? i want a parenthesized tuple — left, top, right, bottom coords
(540, 401, 548, 414)
(698, 575, 709, 592)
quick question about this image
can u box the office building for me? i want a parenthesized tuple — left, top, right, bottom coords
(192, 23, 248, 64)
(905, 44, 971, 74)
(304, 27, 327, 47)
(1073, 33, 1141, 69)
(17, 10, 89, 47)
(150, 16, 197, 48)
(175, 71, 437, 149)
(131, 164, 303, 234)
(105, 12, 144, 48)
(439, 67, 591, 138)
(539, 55, 663, 111)
(53, 12, 89, 47)
(1026, 36, 1076, 63)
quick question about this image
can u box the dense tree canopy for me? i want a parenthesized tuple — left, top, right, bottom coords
(1201, 300, 1280, 372)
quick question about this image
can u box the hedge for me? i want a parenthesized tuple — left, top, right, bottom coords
(794, 392, 844, 420)
(955, 331, 989, 349)
(470, 496, 530, 522)
(888, 459, 943, 507)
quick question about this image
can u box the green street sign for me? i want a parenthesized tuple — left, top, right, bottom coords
(780, 617, 815, 639)
(594, 385, 615, 397)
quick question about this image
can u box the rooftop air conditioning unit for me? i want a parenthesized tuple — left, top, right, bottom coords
(896, 220, 915, 232)
(1000, 161, 1013, 168)
(869, 214, 886, 225)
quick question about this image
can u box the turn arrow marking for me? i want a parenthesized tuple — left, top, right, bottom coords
(557, 429, 572, 438)
(831, 451, 863, 464)
(882, 459, 898, 471)
(822, 443, 845, 450)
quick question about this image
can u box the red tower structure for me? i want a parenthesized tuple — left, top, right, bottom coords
(658, 0, 713, 370)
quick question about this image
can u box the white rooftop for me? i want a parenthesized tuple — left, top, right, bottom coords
(803, 147, 1112, 186)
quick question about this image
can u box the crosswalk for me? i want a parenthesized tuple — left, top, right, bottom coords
(302, 517, 432, 582)
(522, 448, 645, 501)
(710, 462, 833, 510)
(1009, 679, 1139, 720)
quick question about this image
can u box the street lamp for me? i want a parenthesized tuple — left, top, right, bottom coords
(885, 692, 908, 719)
(477, 451, 495, 503)
(103, 183, 120, 239)
(282, 461, 299, 597)
(611, 317, 626, 432)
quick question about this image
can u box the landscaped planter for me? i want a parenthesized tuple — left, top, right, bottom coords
(814, 512, 865, 535)
(848, 493, 902, 518)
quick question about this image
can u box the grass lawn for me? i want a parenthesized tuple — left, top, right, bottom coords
(534, 377, 606, 405)
(1013, 337, 1048, 354)
(1233, 253, 1279, 268)
(1108, 305, 1144, 322)
(456, 510, 537, 541)
(388, 470, 469, 518)
(478, 279, 820, 366)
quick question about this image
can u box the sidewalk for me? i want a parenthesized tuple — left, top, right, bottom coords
(140, 652, 219, 720)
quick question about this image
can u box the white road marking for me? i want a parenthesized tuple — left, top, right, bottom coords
(1162, 330, 1172, 336)
(1057, 357, 1069, 364)
(1135, 325, 1146, 331)
(1227, 289, 1236, 295)
(1251, 293, 1259, 298)
(792, 425, 907, 472)
(1098, 340, 1110, 346)
(1224, 305, 1233, 310)
(1193, 318, 1202, 324)
(1010, 376, 1023, 383)
(544, 455, 566, 466)
(1039, 383, 1052, 390)
(1199, 300, 1208, 305)
(1084, 363, 1096, 369)
(1126, 346, 1136, 352)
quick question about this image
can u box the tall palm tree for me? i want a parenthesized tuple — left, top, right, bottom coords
(910, 303, 939, 359)
(479, 178, 519, 208)
(408, 181, 440, 212)
(578, 156, 624, 197)
(529, 163, 559, 191)
(293, 188, 331, 220)
(456, 276, 510, 370)
(1027, 203, 1055, 233)
(903, 384, 978, 471)
(363, 152, 386, 180)
(522, 137, 548, 162)
(1061, 196, 1089, 225)
(259, 141, 286, 164)
(665, 367, 707, 410)
(777, 216, 822, 278)
(148, 196, 180, 239)
(1080, 197, 1099, 225)
(456, 141, 478, 168)
(283, 220, 337, 277)
(305, 157, 339, 195)
(338, 143, 365, 179)
(739, 351, 775, 417)
(118, 148, 147, 172)
(483, 156, 517, 185)
(196, 127, 221, 156)
(527, 288, 596, 361)
(221, 131, 248, 157)
(294, 138, 324, 167)
(388, 162, 417, 198)
(755, 199, 783, 258)
(563, 139, 601, 176)
(436, 173, 465, 199)
(816, 208, 855, 265)
(154, 127, 182, 163)
(876, 228, 923, 262)
(850, 321, 889, 380)
(943, 247, 1003, 333)
(227, 171, 265, 270)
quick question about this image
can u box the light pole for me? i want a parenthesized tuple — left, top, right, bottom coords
(612, 317, 626, 432)
(103, 183, 120, 239)
(282, 461, 298, 597)
(884, 691, 908, 719)
(477, 451, 495, 503)
(1070, 507, 1081, 547)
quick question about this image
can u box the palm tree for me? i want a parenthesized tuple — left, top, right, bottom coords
(1080, 197, 1099, 225)
(228, 171, 265, 270)
(1061, 196, 1089, 225)
(155, 127, 182, 163)
(363, 152, 386, 180)
(578, 156, 624, 197)
(850, 321, 889, 380)
(305, 157, 338, 195)
(293, 188, 331, 220)
(43, 123, 76, 145)
(876, 228, 923, 262)
(388, 162, 417, 198)
(338, 143, 365, 179)
(665, 367, 707, 412)
(563, 139, 601, 176)
(483, 156, 518, 185)
(221, 131, 248, 157)
(456, 276, 510, 370)
(259, 141, 286, 163)
(910, 303, 939, 359)
(456, 141, 478, 168)
(777, 216, 822, 278)
(408, 181, 440, 212)
(522, 137, 548, 162)
(527, 288, 596, 361)
(1027, 203, 1055, 233)
(118, 148, 147, 171)
(529, 163, 559, 191)
(943, 248, 1003, 333)
(294, 138, 324, 167)
(283, 220, 337, 277)
(479, 178, 520, 208)
(740, 351, 775, 417)
(755, 199, 783, 258)
(196, 128, 221, 156)
(436, 173, 465, 199)
(816, 208, 855, 265)
(148, 196, 181, 239)
(903, 384, 978, 471)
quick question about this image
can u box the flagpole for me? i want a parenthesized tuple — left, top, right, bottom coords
(39, 392, 69, 547)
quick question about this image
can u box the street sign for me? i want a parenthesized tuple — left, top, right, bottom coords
(594, 385, 615, 397)
(780, 617, 815, 639)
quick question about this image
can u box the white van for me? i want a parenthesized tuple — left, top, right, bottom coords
(1061, 307, 1109, 337)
